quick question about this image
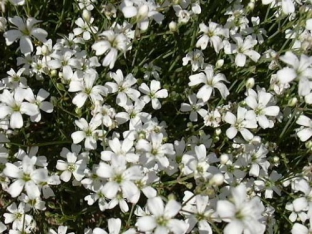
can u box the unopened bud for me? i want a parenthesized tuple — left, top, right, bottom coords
(138, 5, 149, 20)
(246, 77, 255, 89)
(0, 17, 7, 32)
(82, 10, 91, 22)
(210, 173, 224, 186)
(41, 45, 49, 55)
(247, 2, 255, 11)
(273, 156, 279, 164)
(305, 140, 312, 149)
(169, 21, 177, 32)
(75, 107, 82, 116)
(215, 128, 222, 136)
(50, 70, 57, 77)
(168, 193, 176, 201)
(216, 59, 224, 68)
(288, 97, 298, 107)
(220, 154, 229, 164)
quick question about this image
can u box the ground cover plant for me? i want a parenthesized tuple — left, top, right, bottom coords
(0, 0, 312, 233)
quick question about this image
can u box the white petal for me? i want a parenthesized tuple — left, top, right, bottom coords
(164, 200, 181, 217)
(280, 51, 299, 68)
(235, 53, 246, 67)
(136, 216, 157, 232)
(4, 30, 22, 45)
(25, 181, 40, 198)
(216, 200, 236, 220)
(8, 179, 25, 197)
(277, 67, 297, 83)
(122, 6, 138, 18)
(226, 127, 237, 139)
(20, 36, 33, 54)
(71, 131, 86, 144)
(148, 197, 164, 216)
(31, 28, 48, 42)
(96, 162, 113, 178)
(297, 128, 312, 142)
(60, 170, 72, 182)
(224, 220, 244, 234)
(103, 182, 119, 199)
(10, 112, 23, 129)
(4, 163, 21, 178)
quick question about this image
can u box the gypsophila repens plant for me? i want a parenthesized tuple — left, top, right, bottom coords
(0, 0, 312, 233)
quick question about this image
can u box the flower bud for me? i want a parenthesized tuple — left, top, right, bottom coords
(82, 10, 91, 22)
(137, 5, 149, 20)
(210, 173, 224, 186)
(102, 3, 117, 19)
(50, 70, 57, 77)
(41, 45, 49, 55)
(75, 107, 82, 116)
(169, 21, 177, 32)
(246, 77, 255, 89)
(288, 97, 298, 107)
(220, 154, 229, 164)
(247, 2, 255, 11)
(50, 96, 58, 106)
(216, 59, 224, 68)
(305, 140, 312, 149)
(0, 17, 7, 32)
(215, 128, 222, 136)
(168, 193, 176, 201)
(273, 156, 279, 163)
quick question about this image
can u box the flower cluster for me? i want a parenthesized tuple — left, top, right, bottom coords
(0, 0, 312, 233)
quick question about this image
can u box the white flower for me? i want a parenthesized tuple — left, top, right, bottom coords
(224, 106, 257, 141)
(296, 115, 312, 142)
(106, 69, 140, 107)
(136, 132, 175, 169)
(254, 170, 282, 198)
(4, 202, 33, 231)
(180, 94, 206, 122)
(136, 196, 188, 234)
(3, 67, 27, 89)
(277, 51, 312, 96)
(3, 155, 48, 198)
(139, 80, 168, 110)
(245, 87, 280, 129)
(4, 16, 47, 54)
(181, 192, 216, 233)
(224, 35, 260, 67)
(216, 184, 265, 234)
(56, 151, 86, 182)
(96, 155, 143, 203)
(73, 16, 98, 41)
(92, 30, 128, 68)
(181, 144, 216, 179)
(188, 66, 229, 102)
(49, 226, 74, 234)
(120, 0, 164, 30)
(182, 50, 205, 71)
(23, 88, 54, 122)
(71, 117, 103, 150)
(0, 88, 39, 129)
(286, 197, 309, 222)
(203, 109, 222, 127)
(196, 22, 228, 53)
(101, 137, 138, 163)
(77, 0, 96, 11)
(173, 5, 191, 24)
(69, 71, 107, 108)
